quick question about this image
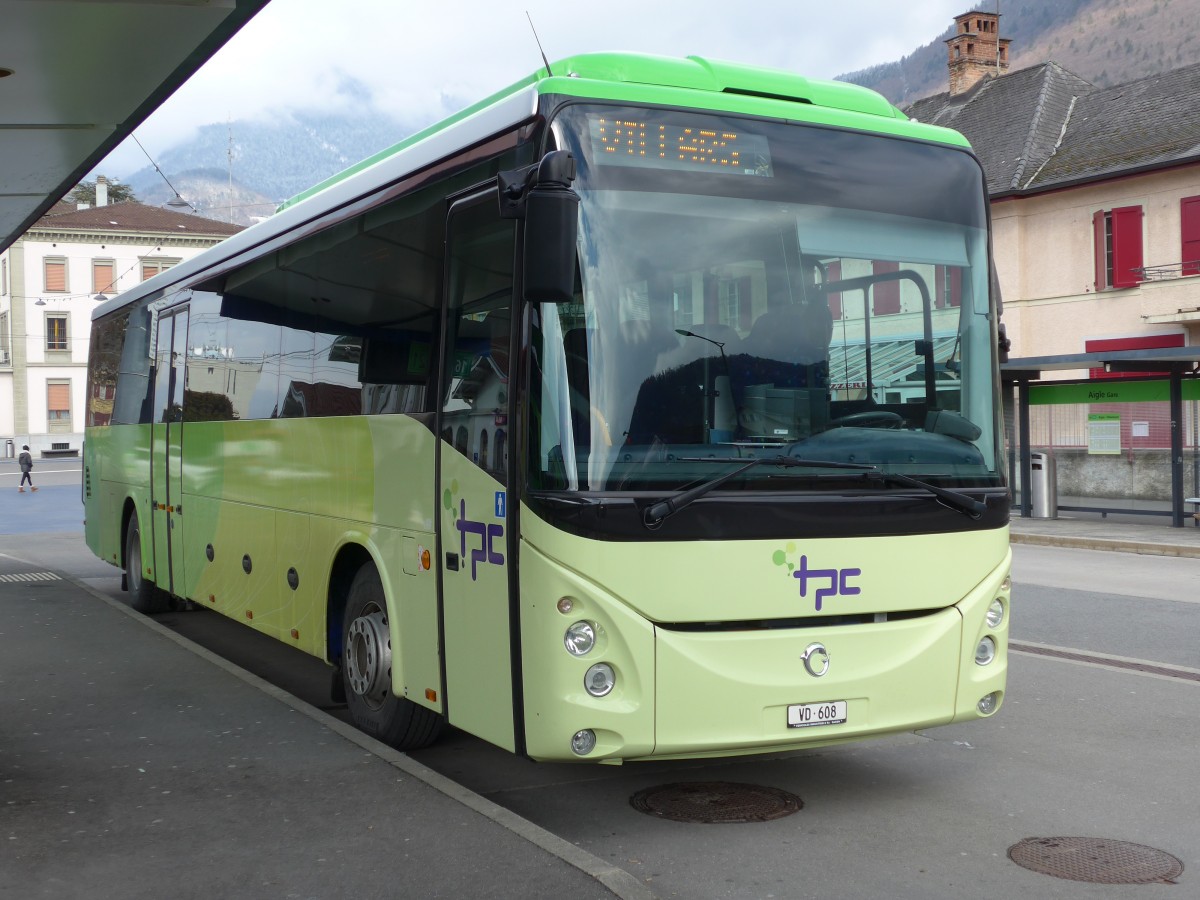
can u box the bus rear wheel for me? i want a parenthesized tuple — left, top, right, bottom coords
(124, 511, 168, 614)
(341, 565, 443, 750)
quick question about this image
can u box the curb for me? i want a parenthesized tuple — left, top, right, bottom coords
(1009, 531, 1200, 559)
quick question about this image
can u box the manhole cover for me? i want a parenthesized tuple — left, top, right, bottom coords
(630, 781, 802, 824)
(1008, 837, 1183, 884)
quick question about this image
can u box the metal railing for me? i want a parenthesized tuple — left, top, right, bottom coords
(1134, 261, 1200, 281)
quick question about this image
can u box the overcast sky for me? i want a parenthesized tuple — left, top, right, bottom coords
(99, 0, 969, 177)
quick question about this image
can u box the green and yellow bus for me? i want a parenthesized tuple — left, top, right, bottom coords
(85, 53, 1010, 762)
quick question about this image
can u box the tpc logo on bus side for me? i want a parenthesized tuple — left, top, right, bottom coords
(455, 498, 504, 580)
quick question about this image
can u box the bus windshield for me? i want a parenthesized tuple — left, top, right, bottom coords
(530, 104, 1000, 493)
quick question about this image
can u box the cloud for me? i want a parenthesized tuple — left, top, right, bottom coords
(100, 0, 966, 176)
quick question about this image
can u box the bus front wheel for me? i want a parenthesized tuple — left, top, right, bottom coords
(341, 565, 443, 750)
(124, 511, 168, 614)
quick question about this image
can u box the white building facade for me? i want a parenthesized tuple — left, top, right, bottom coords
(0, 191, 241, 458)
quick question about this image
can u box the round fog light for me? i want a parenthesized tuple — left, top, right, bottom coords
(975, 636, 997, 666)
(977, 691, 1000, 715)
(571, 729, 597, 755)
(986, 598, 1005, 628)
(564, 621, 595, 656)
(584, 663, 615, 697)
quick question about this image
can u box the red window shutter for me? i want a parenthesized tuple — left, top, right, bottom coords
(826, 261, 842, 320)
(1182, 196, 1200, 276)
(45, 260, 66, 292)
(1110, 205, 1143, 288)
(1093, 209, 1107, 290)
(936, 267, 964, 309)
(93, 261, 114, 294)
(47, 382, 71, 411)
(872, 261, 900, 315)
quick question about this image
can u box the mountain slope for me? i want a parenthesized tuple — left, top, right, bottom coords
(839, 0, 1200, 106)
(126, 110, 416, 224)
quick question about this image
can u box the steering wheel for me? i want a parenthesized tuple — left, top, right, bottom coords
(827, 410, 905, 429)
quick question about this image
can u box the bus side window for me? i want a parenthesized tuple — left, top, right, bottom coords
(441, 197, 515, 483)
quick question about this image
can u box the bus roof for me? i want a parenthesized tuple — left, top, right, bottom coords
(277, 52, 971, 212)
(94, 52, 973, 322)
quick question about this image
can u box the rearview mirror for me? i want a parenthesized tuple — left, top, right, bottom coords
(522, 151, 579, 303)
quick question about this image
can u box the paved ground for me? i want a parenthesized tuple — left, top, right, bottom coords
(2, 456, 1197, 898)
(0, 547, 637, 900)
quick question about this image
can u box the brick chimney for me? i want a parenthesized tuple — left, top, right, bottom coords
(96, 174, 109, 207)
(946, 10, 1010, 95)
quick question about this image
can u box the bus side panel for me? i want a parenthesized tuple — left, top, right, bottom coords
(180, 490, 281, 638)
(177, 415, 441, 697)
(359, 523, 442, 713)
(85, 423, 153, 576)
(184, 492, 236, 614)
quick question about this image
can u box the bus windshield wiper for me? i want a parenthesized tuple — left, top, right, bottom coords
(860, 469, 986, 519)
(641, 455, 985, 528)
(642, 456, 872, 528)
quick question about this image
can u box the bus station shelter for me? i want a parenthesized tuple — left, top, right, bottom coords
(1002, 346, 1200, 527)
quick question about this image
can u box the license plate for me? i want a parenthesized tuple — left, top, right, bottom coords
(787, 700, 847, 728)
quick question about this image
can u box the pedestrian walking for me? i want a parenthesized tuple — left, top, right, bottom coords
(18, 445, 37, 492)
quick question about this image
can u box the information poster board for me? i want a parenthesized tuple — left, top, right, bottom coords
(1087, 412, 1121, 454)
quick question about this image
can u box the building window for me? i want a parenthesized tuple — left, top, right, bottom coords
(44, 257, 68, 293)
(2, 257, 7, 295)
(935, 266, 963, 308)
(93, 259, 115, 295)
(0, 311, 9, 365)
(1092, 206, 1143, 290)
(47, 381, 72, 432)
(46, 313, 69, 352)
(141, 258, 179, 281)
(1181, 196, 1200, 276)
(872, 260, 900, 315)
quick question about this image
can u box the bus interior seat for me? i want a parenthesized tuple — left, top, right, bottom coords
(744, 302, 832, 366)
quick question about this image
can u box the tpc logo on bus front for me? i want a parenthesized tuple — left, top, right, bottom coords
(772, 544, 861, 611)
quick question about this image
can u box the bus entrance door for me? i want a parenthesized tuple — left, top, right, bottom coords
(150, 305, 189, 597)
(437, 196, 517, 752)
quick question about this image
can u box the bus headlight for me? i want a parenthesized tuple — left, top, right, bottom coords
(564, 621, 595, 656)
(584, 663, 615, 697)
(975, 636, 997, 666)
(986, 598, 1005, 628)
(977, 692, 1000, 715)
(571, 729, 597, 755)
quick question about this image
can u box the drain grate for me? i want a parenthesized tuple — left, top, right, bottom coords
(0, 571, 61, 583)
(1008, 837, 1183, 884)
(630, 782, 802, 824)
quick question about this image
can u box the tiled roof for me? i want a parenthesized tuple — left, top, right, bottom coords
(30, 201, 243, 237)
(1032, 63, 1200, 186)
(905, 60, 1200, 196)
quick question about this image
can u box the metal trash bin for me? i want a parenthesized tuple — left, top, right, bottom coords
(4, 439, 12, 459)
(1030, 450, 1057, 519)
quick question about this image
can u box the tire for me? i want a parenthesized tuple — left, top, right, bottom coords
(341, 565, 443, 750)
(125, 511, 168, 614)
